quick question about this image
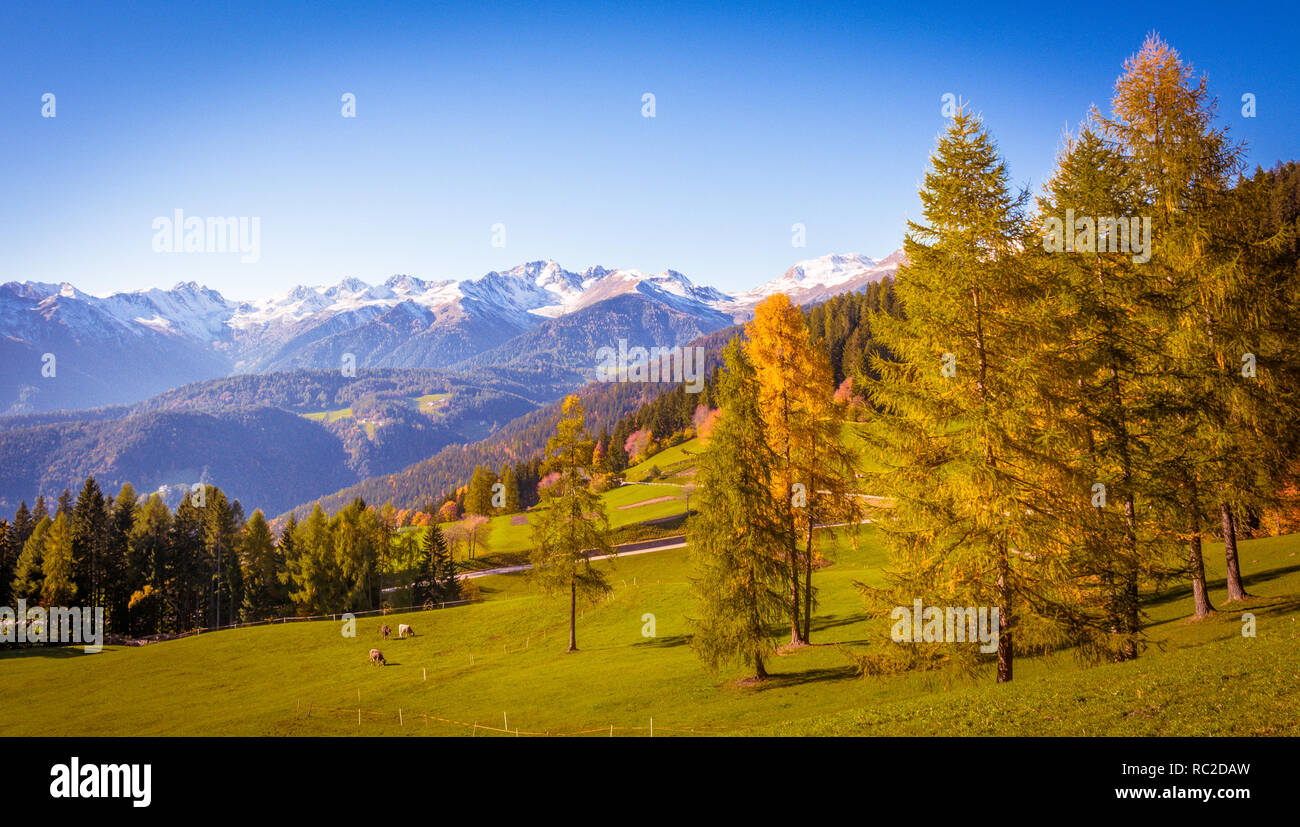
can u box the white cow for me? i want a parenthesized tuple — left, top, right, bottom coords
(398, 623, 414, 638)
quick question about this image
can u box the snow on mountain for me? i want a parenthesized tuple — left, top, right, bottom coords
(1, 248, 905, 412)
(714, 250, 904, 318)
(6, 250, 904, 343)
(98, 281, 239, 342)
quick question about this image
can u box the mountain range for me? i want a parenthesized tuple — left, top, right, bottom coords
(1, 251, 902, 414)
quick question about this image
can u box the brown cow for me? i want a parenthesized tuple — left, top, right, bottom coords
(369, 648, 386, 666)
(379, 624, 391, 639)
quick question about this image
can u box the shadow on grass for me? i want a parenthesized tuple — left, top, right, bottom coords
(809, 613, 867, 634)
(753, 665, 859, 691)
(1145, 564, 1300, 612)
(0, 645, 103, 660)
(633, 633, 690, 649)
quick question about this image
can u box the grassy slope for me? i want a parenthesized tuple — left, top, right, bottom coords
(428, 445, 698, 567)
(2, 524, 1296, 737)
(3, 433, 1296, 737)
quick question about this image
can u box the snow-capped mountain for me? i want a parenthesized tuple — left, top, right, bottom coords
(718, 250, 905, 315)
(0, 249, 903, 413)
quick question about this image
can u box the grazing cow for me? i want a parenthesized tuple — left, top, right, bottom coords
(398, 623, 414, 638)
(369, 648, 386, 666)
(379, 624, 391, 639)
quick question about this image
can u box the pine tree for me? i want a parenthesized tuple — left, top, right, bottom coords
(203, 488, 243, 626)
(54, 489, 73, 519)
(433, 525, 460, 603)
(412, 526, 435, 607)
(11, 501, 33, 552)
(276, 513, 299, 610)
(687, 339, 787, 680)
(70, 476, 108, 611)
(529, 395, 613, 652)
(104, 483, 137, 634)
(0, 520, 14, 607)
(415, 523, 457, 605)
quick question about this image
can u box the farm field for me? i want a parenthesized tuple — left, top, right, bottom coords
(3, 525, 1296, 737)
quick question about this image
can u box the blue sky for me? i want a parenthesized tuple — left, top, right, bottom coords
(3, 0, 1297, 298)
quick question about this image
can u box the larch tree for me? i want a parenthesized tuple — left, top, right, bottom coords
(528, 395, 613, 653)
(1034, 122, 1183, 659)
(239, 510, 286, 620)
(860, 108, 1070, 682)
(687, 338, 787, 680)
(1101, 33, 1244, 619)
(40, 512, 77, 607)
(745, 293, 844, 646)
(12, 516, 51, 605)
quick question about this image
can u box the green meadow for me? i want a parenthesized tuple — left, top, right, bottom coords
(3, 519, 1296, 736)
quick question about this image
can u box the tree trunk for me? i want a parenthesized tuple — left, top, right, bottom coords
(801, 522, 814, 642)
(996, 538, 1013, 683)
(1221, 502, 1250, 601)
(753, 651, 767, 680)
(787, 527, 805, 646)
(566, 579, 577, 652)
(1188, 531, 1214, 619)
(1120, 493, 1140, 660)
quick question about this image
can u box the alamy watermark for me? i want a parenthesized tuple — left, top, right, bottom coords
(152, 208, 260, 263)
(595, 339, 705, 393)
(890, 599, 999, 653)
(1042, 208, 1151, 264)
(0, 600, 104, 653)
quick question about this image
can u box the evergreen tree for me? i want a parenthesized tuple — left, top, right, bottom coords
(415, 523, 458, 605)
(105, 483, 137, 634)
(0, 520, 14, 607)
(70, 476, 108, 611)
(688, 339, 787, 680)
(55, 488, 73, 520)
(171, 494, 207, 630)
(432, 524, 460, 603)
(529, 395, 613, 652)
(11, 501, 33, 551)
(33, 495, 48, 523)
(276, 513, 299, 609)
(331, 499, 386, 612)
(203, 488, 243, 626)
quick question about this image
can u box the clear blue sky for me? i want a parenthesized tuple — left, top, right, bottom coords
(3, 0, 1297, 298)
